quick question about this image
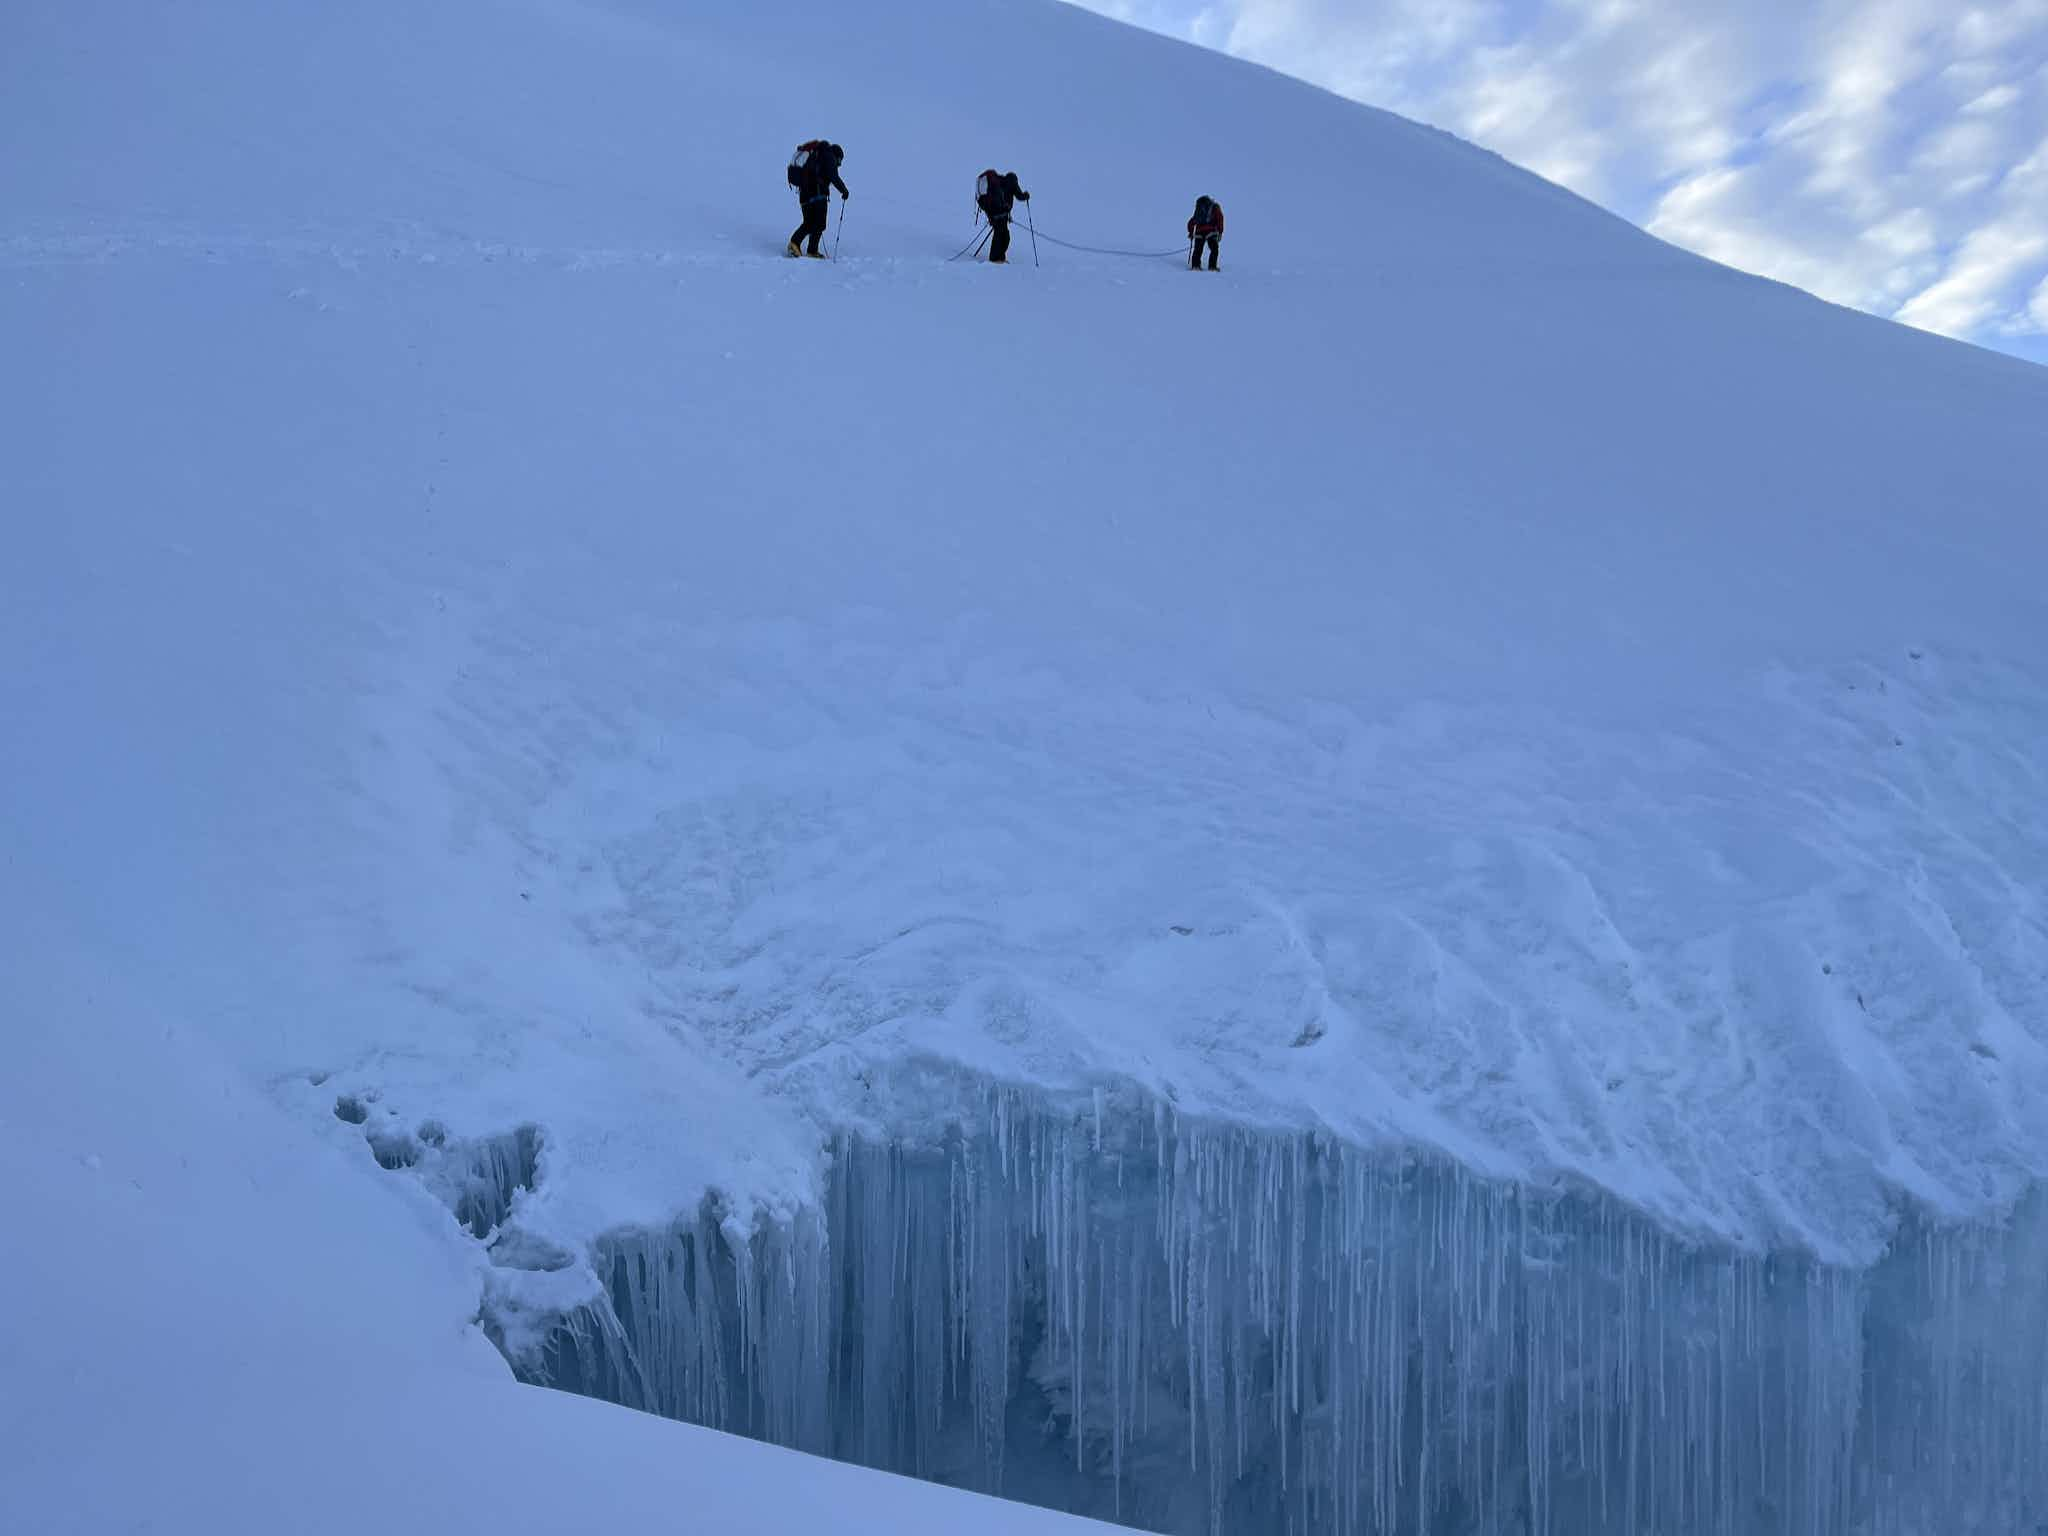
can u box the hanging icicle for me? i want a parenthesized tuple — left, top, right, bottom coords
(503, 1089, 2048, 1535)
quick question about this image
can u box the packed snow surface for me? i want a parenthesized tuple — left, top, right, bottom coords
(4, 0, 2048, 1530)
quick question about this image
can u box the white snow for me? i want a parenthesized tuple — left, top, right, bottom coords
(0, 910, 1113, 1534)
(4, 0, 2048, 1529)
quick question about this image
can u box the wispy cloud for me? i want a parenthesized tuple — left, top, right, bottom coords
(1067, 0, 2048, 362)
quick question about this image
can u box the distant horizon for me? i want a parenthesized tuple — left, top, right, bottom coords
(1070, 0, 2048, 369)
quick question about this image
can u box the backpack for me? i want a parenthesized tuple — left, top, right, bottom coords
(788, 139, 829, 189)
(1194, 196, 1214, 223)
(976, 169, 1001, 209)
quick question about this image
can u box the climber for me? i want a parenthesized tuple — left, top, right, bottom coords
(786, 140, 849, 258)
(1187, 196, 1224, 271)
(974, 169, 1031, 264)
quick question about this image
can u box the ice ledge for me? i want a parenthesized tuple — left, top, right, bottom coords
(343, 1075, 2048, 1536)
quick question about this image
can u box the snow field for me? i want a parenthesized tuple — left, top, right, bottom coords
(5, 0, 2048, 1530)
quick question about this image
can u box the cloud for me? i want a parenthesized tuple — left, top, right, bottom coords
(1216, 0, 1504, 107)
(1962, 83, 2023, 116)
(1895, 142, 2048, 335)
(1063, 0, 2048, 358)
(1637, 4, 2048, 333)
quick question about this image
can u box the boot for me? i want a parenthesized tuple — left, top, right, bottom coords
(785, 239, 801, 258)
(805, 248, 828, 259)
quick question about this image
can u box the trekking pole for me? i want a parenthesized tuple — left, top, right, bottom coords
(1026, 199, 1040, 268)
(833, 196, 848, 261)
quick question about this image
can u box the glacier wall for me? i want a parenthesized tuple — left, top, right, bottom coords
(501, 1092, 2048, 1535)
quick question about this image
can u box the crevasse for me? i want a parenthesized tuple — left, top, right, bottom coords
(497, 1089, 2048, 1535)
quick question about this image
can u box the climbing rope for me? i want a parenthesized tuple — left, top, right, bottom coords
(946, 224, 1190, 263)
(945, 213, 1197, 265)
(947, 225, 994, 262)
(1028, 228, 1193, 261)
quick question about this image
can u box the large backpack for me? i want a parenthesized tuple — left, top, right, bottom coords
(788, 139, 829, 190)
(975, 168, 1003, 213)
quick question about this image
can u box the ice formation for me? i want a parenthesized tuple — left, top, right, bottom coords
(483, 1090, 2048, 1535)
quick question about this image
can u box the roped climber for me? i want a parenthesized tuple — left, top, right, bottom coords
(975, 168, 1031, 264)
(1188, 195, 1224, 271)
(787, 140, 849, 258)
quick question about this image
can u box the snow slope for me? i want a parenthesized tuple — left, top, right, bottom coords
(0, 908, 1112, 1535)
(4, 0, 2048, 1530)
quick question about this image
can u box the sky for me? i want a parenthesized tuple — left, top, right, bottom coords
(1071, 0, 2048, 366)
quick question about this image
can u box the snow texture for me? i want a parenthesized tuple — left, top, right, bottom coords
(4, 0, 2048, 1530)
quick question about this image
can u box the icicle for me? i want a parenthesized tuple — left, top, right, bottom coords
(499, 1097, 2048, 1536)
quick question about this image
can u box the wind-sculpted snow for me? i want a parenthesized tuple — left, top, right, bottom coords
(480, 1088, 2048, 1535)
(407, 607, 2048, 1265)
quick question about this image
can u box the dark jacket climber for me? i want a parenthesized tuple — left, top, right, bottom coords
(787, 141, 849, 258)
(975, 169, 1031, 264)
(1187, 196, 1224, 271)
